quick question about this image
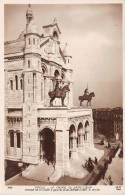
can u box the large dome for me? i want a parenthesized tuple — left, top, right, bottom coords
(63, 43, 72, 57)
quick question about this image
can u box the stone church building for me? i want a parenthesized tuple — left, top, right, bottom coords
(4, 6, 103, 182)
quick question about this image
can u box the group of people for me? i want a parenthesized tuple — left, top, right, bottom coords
(83, 157, 98, 173)
(100, 139, 111, 148)
(101, 161, 108, 179)
(83, 157, 113, 185)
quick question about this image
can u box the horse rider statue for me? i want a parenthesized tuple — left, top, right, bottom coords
(84, 88, 89, 98)
(54, 81, 60, 97)
(79, 87, 95, 106)
(48, 81, 70, 106)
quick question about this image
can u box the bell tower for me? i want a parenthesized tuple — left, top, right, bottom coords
(22, 5, 43, 164)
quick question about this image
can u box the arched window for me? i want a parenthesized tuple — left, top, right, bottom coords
(68, 59, 69, 63)
(10, 80, 13, 90)
(53, 31, 58, 38)
(28, 38, 30, 44)
(10, 131, 14, 147)
(17, 133, 20, 148)
(28, 60, 30, 68)
(33, 38, 35, 44)
(20, 79, 22, 90)
(15, 75, 18, 90)
(54, 70, 60, 78)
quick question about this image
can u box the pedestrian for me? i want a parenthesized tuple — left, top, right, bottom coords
(108, 175, 113, 185)
(102, 169, 105, 180)
(109, 180, 113, 185)
(108, 175, 111, 181)
(94, 157, 98, 165)
(88, 157, 92, 163)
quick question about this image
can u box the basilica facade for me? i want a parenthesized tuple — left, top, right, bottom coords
(5, 6, 103, 182)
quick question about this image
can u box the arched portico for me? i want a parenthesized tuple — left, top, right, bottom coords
(39, 128, 55, 163)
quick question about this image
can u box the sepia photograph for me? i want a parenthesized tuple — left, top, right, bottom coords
(1, 0, 124, 193)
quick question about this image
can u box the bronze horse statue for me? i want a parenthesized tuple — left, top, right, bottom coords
(48, 85, 70, 106)
(79, 92, 95, 106)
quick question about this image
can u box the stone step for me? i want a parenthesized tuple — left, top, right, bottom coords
(24, 162, 55, 183)
(66, 158, 88, 179)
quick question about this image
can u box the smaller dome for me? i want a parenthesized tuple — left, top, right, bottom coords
(63, 43, 72, 57)
(26, 4, 33, 16)
(26, 19, 38, 34)
(26, 9, 33, 16)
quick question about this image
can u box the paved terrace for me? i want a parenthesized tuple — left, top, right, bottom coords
(6, 142, 121, 185)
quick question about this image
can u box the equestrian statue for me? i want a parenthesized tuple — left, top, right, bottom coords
(48, 81, 70, 106)
(79, 88, 95, 106)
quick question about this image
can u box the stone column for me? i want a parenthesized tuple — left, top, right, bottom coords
(71, 137, 78, 158)
(90, 119, 94, 149)
(14, 132, 17, 156)
(78, 134, 83, 152)
(55, 130, 64, 169)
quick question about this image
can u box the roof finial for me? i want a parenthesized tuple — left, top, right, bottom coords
(53, 17, 57, 24)
(28, 4, 31, 8)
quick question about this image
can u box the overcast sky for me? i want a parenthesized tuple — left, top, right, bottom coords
(4, 4, 122, 108)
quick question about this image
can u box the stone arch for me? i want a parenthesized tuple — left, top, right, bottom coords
(69, 124, 76, 137)
(84, 120, 90, 141)
(12, 72, 20, 78)
(8, 129, 15, 134)
(8, 130, 14, 147)
(38, 126, 54, 138)
(41, 63, 48, 75)
(85, 120, 89, 132)
(69, 121, 77, 133)
(54, 69, 60, 79)
(69, 123, 77, 153)
(77, 122, 83, 146)
(8, 77, 14, 82)
(53, 30, 58, 40)
(39, 127, 55, 162)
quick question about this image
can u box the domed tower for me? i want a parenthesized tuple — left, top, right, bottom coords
(63, 43, 73, 107)
(22, 5, 43, 164)
(63, 43, 72, 65)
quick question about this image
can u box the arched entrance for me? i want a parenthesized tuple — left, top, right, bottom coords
(40, 128, 55, 163)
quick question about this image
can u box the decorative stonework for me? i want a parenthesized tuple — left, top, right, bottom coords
(38, 118, 56, 127)
(7, 116, 22, 123)
(5, 55, 24, 61)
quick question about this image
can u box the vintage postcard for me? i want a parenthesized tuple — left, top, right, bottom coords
(0, 0, 124, 194)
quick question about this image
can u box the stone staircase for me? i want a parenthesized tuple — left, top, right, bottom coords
(66, 157, 88, 178)
(22, 161, 55, 183)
